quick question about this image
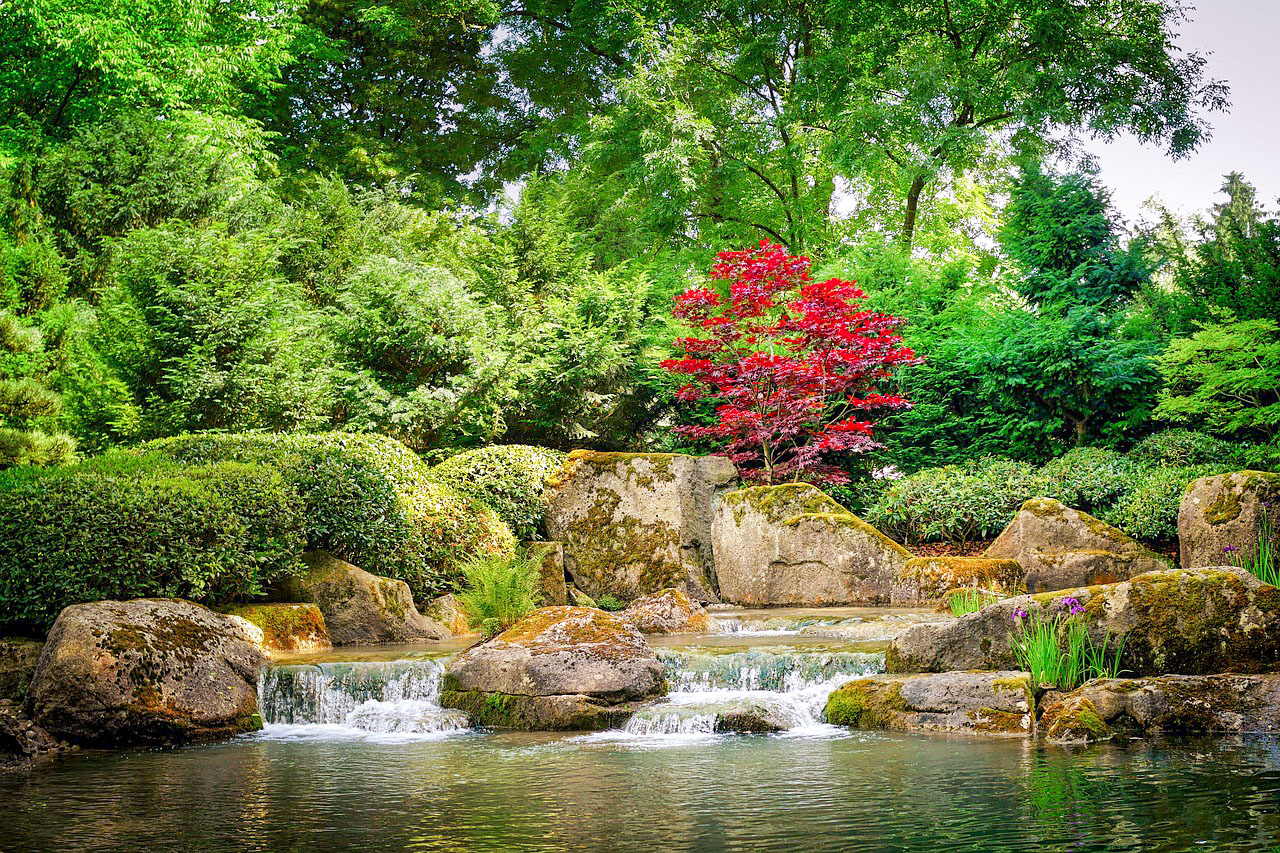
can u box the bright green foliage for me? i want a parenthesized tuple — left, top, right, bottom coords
(0, 309, 75, 467)
(946, 588, 1001, 617)
(1230, 507, 1278, 588)
(0, 452, 306, 630)
(1010, 608, 1126, 690)
(1098, 464, 1229, 542)
(456, 550, 542, 638)
(142, 432, 517, 597)
(594, 594, 625, 613)
(427, 445, 566, 540)
(1155, 319, 1280, 444)
(1129, 429, 1243, 468)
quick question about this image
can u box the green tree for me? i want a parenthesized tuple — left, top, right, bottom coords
(0, 310, 75, 467)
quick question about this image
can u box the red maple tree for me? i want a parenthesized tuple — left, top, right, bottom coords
(661, 242, 919, 486)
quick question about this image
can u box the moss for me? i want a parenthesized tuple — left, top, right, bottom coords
(1041, 696, 1110, 743)
(1021, 497, 1068, 519)
(824, 680, 908, 729)
(562, 485, 685, 597)
(903, 557, 1024, 597)
(224, 603, 328, 651)
(492, 606, 650, 662)
(723, 483, 841, 525)
(439, 688, 634, 731)
(1204, 491, 1243, 525)
(970, 707, 1031, 734)
(782, 512, 912, 556)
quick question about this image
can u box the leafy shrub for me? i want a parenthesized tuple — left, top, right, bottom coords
(594, 594, 625, 612)
(1128, 429, 1242, 468)
(455, 551, 542, 638)
(1098, 463, 1229, 542)
(427, 444, 566, 539)
(1038, 447, 1137, 514)
(0, 453, 306, 631)
(862, 457, 1043, 544)
(142, 432, 516, 597)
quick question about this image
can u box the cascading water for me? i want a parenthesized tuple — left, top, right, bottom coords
(614, 648, 885, 738)
(257, 660, 471, 740)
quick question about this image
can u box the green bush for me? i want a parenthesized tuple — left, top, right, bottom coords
(427, 444, 566, 539)
(0, 453, 306, 631)
(594, 594, 625, 612)
(1128, 429, 1243, 468)
(1098, 463, 1229, 542)
(142, 432, 516, 597)
(1038, 447, 1137, 514)
(862, 457, 1043, 544)
(455, 551, 542, 638)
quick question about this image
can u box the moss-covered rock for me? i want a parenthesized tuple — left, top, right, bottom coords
(893, 557, 1025, 605)
(530, 541, 568, 606)
(423, 594, 471, 635)
(280, 551, 451, 645)
(441, 606, 666, 730)
(1179, 471, 1280, 569)
(825, 671, 1033, 735)
(985, 498, 1169, 592)
(887, 566, 1280, 676)
(0, 638, 43, 702)
(713, 484, 911, 606)
(544, 451, 737, 603)
(224, 603, 331, 656)
(1039, 694, 1111, 743)
(28, 599, 264, 747)
(620, 588, 710, 634)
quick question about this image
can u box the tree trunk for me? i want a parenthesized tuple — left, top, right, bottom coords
(901, 175, 926, 249)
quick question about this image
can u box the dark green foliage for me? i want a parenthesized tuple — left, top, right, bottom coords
(0, 453, 306, 630)
(0, 310, 75, 467)
(428, 445, 567, 540)
(1038, 448, 1138, 516)
(1129, 429, 1243, 468)
(1098, 464, 1231, 542)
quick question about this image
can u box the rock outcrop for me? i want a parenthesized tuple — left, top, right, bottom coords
(985, 498, 1168, 592)
(620, 588, 710, 634)
(532, 541, 568, 606)
(545, 451, 737, 603)
(424, 594, 471, 635)
(0, 638, 43, 702)
(1180, 471, 1280, 569)
(441, 606, 666, 729)
(892, 557, 1025, 605)
(29, 599, 264, 746)
(281, 551, 450, 645)
(712, 484, 911, 606)
(224, 604, 331, 655)
(1040, 674, 1280, 743)
(887, 567, 1280, 676)
(824, 671, 1033, 735)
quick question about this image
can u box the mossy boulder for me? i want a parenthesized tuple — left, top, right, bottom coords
(712, 484, 911, 606)
(223, 603, 331, 656)
(893, 557, 1025, 605)
(423, 594, 471, 635)
(441, 606, 666, 730)
(545, 451, 737, 603)
(0, 638, 44, 702)
(530, 541, 568, 606)
(28, 599, 264, 746)
(1179, 471, 1280, 569)
(887, 567, 1280, 676)
(1040, 674, 1280, 744)
(620, 588, 710, 634)
(825, 671, 1033, 735)
(985, 498, 1168, 592)
(280, 551, 450, 646)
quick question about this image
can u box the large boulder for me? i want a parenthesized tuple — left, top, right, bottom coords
(825, 671, 1033, 735)
(1040, 674, 1280, 743)
(223, 603, 331, 656)
(1180, 471, 1280, 569)
(29, 599, 265, 746)
(424, 594, 471, 635)
(281, 551, 450, 645)
(0, 638, 43, 702)
(985, 498, 1168, 592)
(441, 606, 666, 730)
(887, 567, 1280, 676)
(712, 484, 911, 605)
(531, 541, 568, 606)
(620, 588, 710, 634)
(545, 451, 737, 603)
(891, 557, 1025, 605)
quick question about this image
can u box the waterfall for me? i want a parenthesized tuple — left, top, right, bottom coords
(257, 660, 471, 740)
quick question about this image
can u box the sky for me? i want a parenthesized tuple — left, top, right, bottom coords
(1088, 0, 1280, 227)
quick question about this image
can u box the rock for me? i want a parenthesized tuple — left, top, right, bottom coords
(712, 484, 911, 605)
(29, 599, 264, 746)
(1179, 471, 1280, 569)
(892, 557, 1025, 605)
(887, 567, 1280, 676)
(1040, 674, 1280, 743)
(0, 703, 64, 771)
(985, 498, 1168, 592)
(281, 551, 450, 645)
(545, 451, 737, 603)
(620, 588, 710, 634)
(441, 606, 666, 729)
(0, 639, 44, 702)
(825, 671, 1033, 735)
(223, 604, 331, 656)
(625, 698, 795, 734)
(530, 541, 568, 606)
(424, 594, 471, 635)
(567, 586, 597, 608)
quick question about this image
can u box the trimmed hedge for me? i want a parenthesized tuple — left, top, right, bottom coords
(1098, 464, 1229, 542)
(143, 432, 517, 596)
(1129, 429, 1243, 468)
(0, 453, 305, 631)
(1038, 447, 1137, 515)
(427, 444, 566, 539)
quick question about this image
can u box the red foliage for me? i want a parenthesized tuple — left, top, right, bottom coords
(661, 242, 919, 485)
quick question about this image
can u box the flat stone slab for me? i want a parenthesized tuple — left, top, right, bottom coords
(825, 671, 1034, 735)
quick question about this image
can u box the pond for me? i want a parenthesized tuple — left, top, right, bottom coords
(3, 608, 1279, 851)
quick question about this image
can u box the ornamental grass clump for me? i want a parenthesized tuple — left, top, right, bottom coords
(1010, 597, 1126, 690)
(946, 587, 1002, 616)
(456, 549, 544, 638)
(1228, 505, 1279, 587)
